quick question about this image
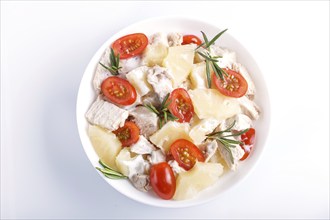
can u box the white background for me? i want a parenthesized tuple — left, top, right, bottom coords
(1, 1, 329, 219)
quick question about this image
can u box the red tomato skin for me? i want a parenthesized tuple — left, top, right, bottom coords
(112, 121, 140, 147)
(240, 128, 256, 161)
(182, 35, 202, 46)
(101, 77, 137, 106)
(150, 162, 176, 200)
(170, 139, 205, 171)
(111, 33, 148, 59)
(168, 88, 194, 123)
(212, 68, 248, 98)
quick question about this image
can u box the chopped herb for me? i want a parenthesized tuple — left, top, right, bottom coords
(99, 48, 121, 75)
(96, 160, 127, 179)
(144, 93, 178, 128)
(195, 29, 228, 87)
(206, 120, 248, 164)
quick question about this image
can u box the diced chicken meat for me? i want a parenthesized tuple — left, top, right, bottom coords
(129, 106, 158, 138)
(130, 135, 156, 154)
(198, 140, 218, 162)
(220, 113, 253, 131)
(232, 63, 256, 99)
(92, 70, 111, 93)
(168, 160, 185, 175)
(217, 139, 244, 171)
(147, 65, 174, 101)
(237, 96, 260, 120)
(167, 32, 183, 47)
(149, 32, 169, 46)
(130, 174, 152, 192)
(147, 149, 166, 165)
(141, 91, 161, 108)
(93, 49, 112, 92)
(118, 56, 142, 74)
(119, 153, 151, 191)
(125, 154, 150, 178)
(85, 98, 128, 131)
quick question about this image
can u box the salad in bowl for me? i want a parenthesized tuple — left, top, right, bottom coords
(84, 29, 260, 201)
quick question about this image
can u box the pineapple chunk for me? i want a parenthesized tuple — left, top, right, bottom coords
(208, 149, 229, 171)
(189, 118, 220, 144)
(190, 62, 208, 89)
(115, 148, 132, 176)
(188, 88, 241, 121)
(88, 125, 122, 171)
(163, 44, 196, 87)
(173, 162, 224, 200)
(126, 66, 152, 97)
(149, 121, 192, 152)
(142, 33, 168, 66)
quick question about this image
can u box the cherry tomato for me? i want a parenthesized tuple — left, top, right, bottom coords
(240, 128, 256, 161)
(111, 33, 148, 59)
(182, 35, 202, 46)
(101, 77, 137, 106)
(150, 162, 176, 200)
(113, 121, 140, 147)
(168, 88, 194, 123)
(213, 68, 248, 98)
(170, 139, 205, 171)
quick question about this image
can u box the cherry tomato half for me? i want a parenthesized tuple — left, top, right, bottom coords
(101, 77, 137, 106)
(182, 35, 202, 46)
(112, 33, 148, 59)
(113, 121, 140, 147)
(170, 139, 205, 171)
(150, 162, 176, 200)
(240, 128, 256, 161)
(168, 88, 194, 123)
(213, 68, 248, 98)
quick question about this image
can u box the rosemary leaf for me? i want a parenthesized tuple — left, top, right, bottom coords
(220, 137, 243, 145)
(161, 93, 170, 107)
(163, 110, 168, 123)
(143, 93, 177, 129)
(196, 29, 228, 86)
(205, 29, 228, 49)
(195, 42, 206, 50)
(99, 62, 113, 71)
(159, 118, 163, 129)
(205, 59, 211, 88)
(167, 113, 178, 120)
(99, 160, 111, 169)
(219, 140, 234, 164)
(223, 120, 237, 132)
(144, 104, 159, 114)
(99, 48, 121, 75)
(110, 48, 116, 65)
(197, 51, 218, 62)
(211, 62, 224, 80)
(201, 31, 209, 47)
(96, 167, 124, 177)
(222, 128, 249, 137)
(104, 174, 127, 180)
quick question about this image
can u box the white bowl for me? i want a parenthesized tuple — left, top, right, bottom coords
(76, 16, 271, 208)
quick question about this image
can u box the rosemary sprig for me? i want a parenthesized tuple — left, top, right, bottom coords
(206, 120, 249, 164)
(96, 160, 127, 179)
(195, 29, 228, 88)
(144, 93, 178, 128)
(99, 48, 121, 75)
